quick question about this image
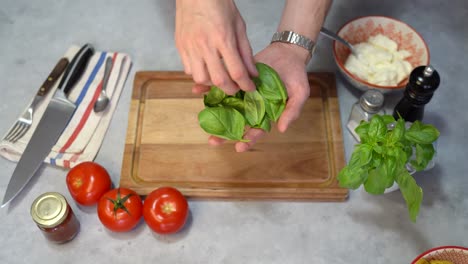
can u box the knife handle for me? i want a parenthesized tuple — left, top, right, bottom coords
(57, 44, 95, 96)
(37, 57, 69, 97)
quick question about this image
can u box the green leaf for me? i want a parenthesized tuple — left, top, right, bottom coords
(244, 90, 266, 127)
(410, 143, 435, 171)
(379, 156, 397, 188)
(234, 90, 245, 99)
(254, 115, 271, 132)
(382, 115, 396, 125)
(395, 170, 423, 222)
(355, 121, 370, 143)
(254, 63, 287, 103)
(264, 99, 285, 122)
(405, 121, 440, 144)
(198, 107, 246, 141)
(364, 169, 387, 194)
(368, 115, 386, 140)
(387, 118, 405, 144)
(221, 97, 245, 115)
(204, 86, 226, 106)
(338, 166, 368, 189)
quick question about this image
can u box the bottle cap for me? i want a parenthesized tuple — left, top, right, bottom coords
(31, 192, 69, 228)
(360, 89, 384, 114)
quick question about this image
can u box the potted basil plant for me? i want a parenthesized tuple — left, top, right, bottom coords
(337, 114, 440, 222)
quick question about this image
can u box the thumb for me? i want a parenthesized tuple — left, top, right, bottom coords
(277, 95, 308, 133)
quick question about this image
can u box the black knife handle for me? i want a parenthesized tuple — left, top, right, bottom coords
(57, 44, 95, 96)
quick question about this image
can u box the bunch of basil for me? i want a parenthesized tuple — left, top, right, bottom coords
(338, 114, 440, 222)
(198, 63, 287, 141)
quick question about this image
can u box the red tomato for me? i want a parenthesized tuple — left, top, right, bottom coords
(66, 161, 112, 206)
(97, 188, 143, 232)
(143, 187, 189, 234)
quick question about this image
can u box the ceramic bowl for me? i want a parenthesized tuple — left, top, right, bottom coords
(332, 16, 430, 93)
(412, 246, 468, 263)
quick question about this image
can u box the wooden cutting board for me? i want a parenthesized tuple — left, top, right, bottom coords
(120, 71, 348, 201)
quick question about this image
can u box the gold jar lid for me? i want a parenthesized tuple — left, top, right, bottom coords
(30, 192, 69, 228)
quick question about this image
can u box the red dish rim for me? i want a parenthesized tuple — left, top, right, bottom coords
(332, 15, 431, 90)
(411, 245, 468, 263)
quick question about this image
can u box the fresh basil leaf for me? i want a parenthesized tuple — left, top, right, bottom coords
(198, 107, 246, 141)
(355, 121, 370, 143)
(410, 143, 435, 171)
(254, 115, 272, 132)
(364, 169, 386, 194)
(264, 99, 285, 122)
(395, 170, 423, 222)
(204, 86, 226, 107)
(379, 156, 397, 188)
(244, 90, 266, 127)
(373, 144, 384, 154)
(348, 144, 373, 168)
(368, 115, 386, 140)
(405, 121, 440, 144)
(254, 63, 288, 103)
(382, 115, 396, 125)
(221, 97, 245, 115)
(338, 166, 368, 189)
(387, 118, 405, 144)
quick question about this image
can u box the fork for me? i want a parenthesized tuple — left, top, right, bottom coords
(3, 58, 69, 143)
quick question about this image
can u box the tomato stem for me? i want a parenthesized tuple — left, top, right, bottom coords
(106, 188, 133, 218)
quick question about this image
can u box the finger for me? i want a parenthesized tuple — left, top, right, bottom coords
(205, 50, 240, 95)
(208, 136, 226, 146)
(277, 95, 308, 133)
(235, 20, 258, 77)
(219, 44, 256, 92)
(190, 57, 211, 86)
(235, 128, 266, 152)
(192, 84, 211, 94)
(179, 50, 192, 75)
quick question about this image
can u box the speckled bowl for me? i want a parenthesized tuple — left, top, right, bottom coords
(332, 16, 430, 93)
(412, 246, 468, 264)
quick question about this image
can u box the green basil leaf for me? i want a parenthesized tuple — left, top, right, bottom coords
(264, 99, 285, 122)
(234, 90, 245, 99)
(254, 63, 287, 103)
(364, 169, 386, 194)
(198, 107, 246, 141)
(338, 166, 368, 189)
(368, 115, 386, 140)
(395, 170, 423, 222)
(221, 97, 245, 115)
(410, 143, 435, 171)
(387, 118, 405, 144)
(380, 156, 397, 188)
(405, 121, 440, 144)
(204, 86, 226, 107)
(347, 144, 372, 168)
(382, 115, 396, 125)
(355, 121, 370, 143)
(244, 90, 266, 126)
(254, 115, 272, 132)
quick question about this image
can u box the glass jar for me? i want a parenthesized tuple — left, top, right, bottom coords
(347, 89, 385, 142)
(30, 192, 80, 243)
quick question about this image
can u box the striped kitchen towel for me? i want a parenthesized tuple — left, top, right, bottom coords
(0, 45, 132, 168)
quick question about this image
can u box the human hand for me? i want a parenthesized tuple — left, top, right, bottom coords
(175, 0, 258, 95)
(202, 42, 311, 152)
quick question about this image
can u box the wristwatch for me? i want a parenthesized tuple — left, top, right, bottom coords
(271, 31, 316, 62)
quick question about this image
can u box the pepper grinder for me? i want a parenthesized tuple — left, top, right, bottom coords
(347, 89, 385, 142)
(393, 65, 440, 122)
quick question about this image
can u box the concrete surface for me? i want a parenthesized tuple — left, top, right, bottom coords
(0, 0, 467, 263)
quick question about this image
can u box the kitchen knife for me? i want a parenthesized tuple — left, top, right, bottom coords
(2, 44, 95, 207)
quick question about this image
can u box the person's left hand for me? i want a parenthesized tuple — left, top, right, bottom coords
(194, 42, 311, 152)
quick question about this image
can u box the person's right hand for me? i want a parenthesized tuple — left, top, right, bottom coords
(175, 0, 258, 95)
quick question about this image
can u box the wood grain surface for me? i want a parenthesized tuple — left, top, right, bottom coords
(120, 71, 348, 201)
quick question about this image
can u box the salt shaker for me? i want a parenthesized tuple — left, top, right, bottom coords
(347, 89, 385, 142)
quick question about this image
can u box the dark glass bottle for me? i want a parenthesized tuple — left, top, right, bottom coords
(393, 65, 440, 122)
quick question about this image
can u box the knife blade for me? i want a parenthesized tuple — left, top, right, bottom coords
(2, 44, 95, 207)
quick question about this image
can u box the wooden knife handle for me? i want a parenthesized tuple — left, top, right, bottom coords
(37, 57, 69, 97)
(57, 43, 95, 96)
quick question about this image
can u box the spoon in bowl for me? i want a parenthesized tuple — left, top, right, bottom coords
(320, 27, 357, 56)
(94, 56, 113, 113)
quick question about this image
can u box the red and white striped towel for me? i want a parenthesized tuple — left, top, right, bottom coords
(0, 45, 132, 168)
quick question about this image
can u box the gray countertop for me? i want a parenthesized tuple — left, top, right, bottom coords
(1, 0, 467, 263)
